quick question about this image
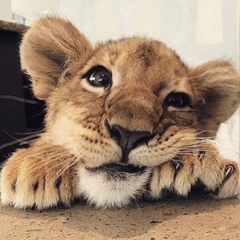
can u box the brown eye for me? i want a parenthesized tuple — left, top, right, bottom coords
(165, 92, 191, 108)
(86, 67, 112, 88)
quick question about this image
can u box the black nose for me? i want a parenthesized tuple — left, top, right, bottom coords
(110, 125, 153, 162)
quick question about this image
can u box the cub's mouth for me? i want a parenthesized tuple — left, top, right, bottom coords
(86, 163, 146, 174)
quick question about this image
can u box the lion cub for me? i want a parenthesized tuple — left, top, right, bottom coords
(1, 17, 239, 209)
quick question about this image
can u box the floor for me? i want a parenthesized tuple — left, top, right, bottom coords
(0, 195, 239, 240)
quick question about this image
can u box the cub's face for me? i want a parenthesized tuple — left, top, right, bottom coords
(48, 39, 197, 167)
(20, 17, 239, 207)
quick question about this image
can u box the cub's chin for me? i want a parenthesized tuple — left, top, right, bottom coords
(78, 164, 152, 208)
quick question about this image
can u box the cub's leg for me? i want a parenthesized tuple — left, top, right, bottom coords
(149, 142, 240, 199)
(0, 141, 80, 210)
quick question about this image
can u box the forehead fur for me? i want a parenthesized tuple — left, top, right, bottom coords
(79, 38, 189, 94)
(89, 38, 187, 75)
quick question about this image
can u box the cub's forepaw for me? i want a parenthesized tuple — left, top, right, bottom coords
(196, 143, 240, 199)
(206, 162, 240, 199)
(148, 142, 240, 200)
(0, 148, 79, 210)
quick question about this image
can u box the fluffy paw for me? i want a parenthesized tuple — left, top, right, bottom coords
(0, 146, 80, 210)
(149, 142, 240, 199)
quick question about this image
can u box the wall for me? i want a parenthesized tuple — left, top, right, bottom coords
(0, 0, 12, 21)
(58, 0, 239, 68)
(11, 0, 59, 24)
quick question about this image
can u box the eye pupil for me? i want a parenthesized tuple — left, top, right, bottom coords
(165, 92, 190, 108)
(168, 95, 183, 106)
(87, 67, 112, 88)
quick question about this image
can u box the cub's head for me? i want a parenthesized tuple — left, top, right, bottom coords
(20, 17, 240, 208)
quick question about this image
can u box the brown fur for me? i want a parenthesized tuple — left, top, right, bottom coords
(1, 17, 239, 209)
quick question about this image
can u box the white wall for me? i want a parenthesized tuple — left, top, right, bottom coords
(58, 0, 239, 68)
(11, 0, 59, 24)
(0, 0, 12, 21)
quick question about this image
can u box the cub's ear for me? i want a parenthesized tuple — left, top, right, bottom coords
(189, 60, 240, 136)
(20, 16, 93, 100)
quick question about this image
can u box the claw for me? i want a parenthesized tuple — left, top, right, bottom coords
(171, 158, 183, 181)
(224, 165, 235, 180)
(171, 158, 183, 170)
(198, 151, 205, 161)
(175, 162, 182, 170)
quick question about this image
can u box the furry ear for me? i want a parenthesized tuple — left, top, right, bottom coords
(189, 60, 240, 136)
(20, 17, 93, 100)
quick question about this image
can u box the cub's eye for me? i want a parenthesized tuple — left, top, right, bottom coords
(164, 92, 191, 108)
(86, 67, 112, 88)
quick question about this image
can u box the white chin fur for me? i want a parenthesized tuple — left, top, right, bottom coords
(78, 167, 152, 208)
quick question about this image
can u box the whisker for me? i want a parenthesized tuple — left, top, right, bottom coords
(2, 129, 18, 140)
(27, 155, 79, 180)
(12, 129, 45, 135)
(19, 139, 36, 146)
(56, 158, 79, 179)
(0, 133, 40, 150)
(209, 144, 240, 155)
(0, 94, 39, 105)
(26, 154, 75, 174)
